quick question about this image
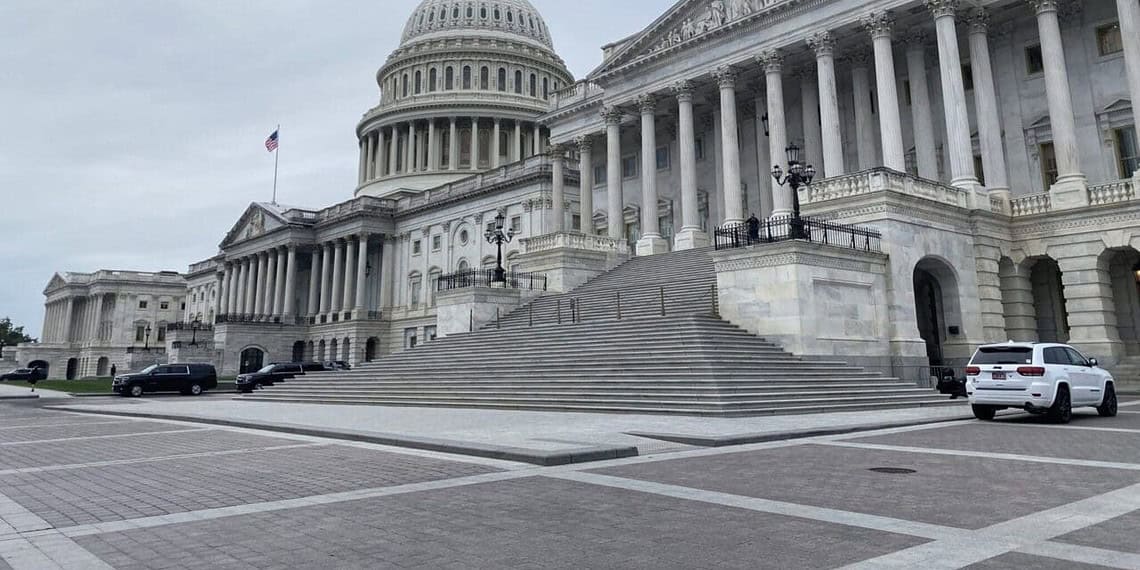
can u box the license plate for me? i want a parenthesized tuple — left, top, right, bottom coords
(991, 372, 1006, 380)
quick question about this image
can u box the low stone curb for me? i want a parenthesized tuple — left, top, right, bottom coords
(0, 395, 39, 400)
(627, 415, 973, 447)
(43, 405, 638, 467)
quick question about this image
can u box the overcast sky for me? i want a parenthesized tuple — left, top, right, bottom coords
(0, 0, 674, 339)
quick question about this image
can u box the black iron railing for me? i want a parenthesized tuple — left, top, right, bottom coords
(437, 269, 548, 292)
(714, 216, 882, 252)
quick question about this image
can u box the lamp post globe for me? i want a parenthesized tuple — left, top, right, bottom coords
(190, 319, 201, 346)
(771, 143, 815, 239)
(144, 325, 152, 350)
(484, 211, 515, 283)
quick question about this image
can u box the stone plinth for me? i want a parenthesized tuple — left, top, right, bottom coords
(712, 240, 893, 373)
(436, 287, 533, 338)
(516, 232, 629, 293)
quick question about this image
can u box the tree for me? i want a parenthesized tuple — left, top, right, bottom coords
(0, 317, 36, 348)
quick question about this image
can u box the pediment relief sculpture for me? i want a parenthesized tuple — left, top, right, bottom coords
(645, 0, 790, 57)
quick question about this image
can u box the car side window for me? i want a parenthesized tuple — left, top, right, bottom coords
(1043, 347, 1067, 365)
(1064, 348, 1089, 367)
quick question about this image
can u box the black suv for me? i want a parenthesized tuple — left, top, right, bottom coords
(114, 364, 217, 397)
(236, 362, 305, 393)
(1, 368, 47, 382)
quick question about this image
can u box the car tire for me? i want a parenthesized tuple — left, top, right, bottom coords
(129, 384, 144, 398)
(1097, 383, 1118, 417)
(188, 383, 203, 396)
(1047, 385, 1072, 424)
(972, 405, 996, 421)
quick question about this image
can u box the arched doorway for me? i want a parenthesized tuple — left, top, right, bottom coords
(342, 338, 351, 362)
(65, 358, 78, 380)
(317, 339, 326, 361)
(1106, 248, 1140, 355)
(365, 337, 378, 362)
(1028, 257, 1069, 343)
(96, 357, 110, 377)
(913, 257, 964, 367)
(329, 339, 338, 362)
(239, 347, 265, 374)
(28, 360, 49, 377)
(291, 341, 305, 363)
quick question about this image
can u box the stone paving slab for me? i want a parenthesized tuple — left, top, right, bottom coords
(0, 412, 98, 429)
(0, 557, 10, 570)
(0, 429, 303, 471)
(0, 420, 189, 443)
(1054, 510, 1140, 555)
(590, 443, 1140, 530)
(965, 552, 1114, 569)
(72, 476, 926, 569)
(848, 420, 1140, 464)
(0, 444, 499, 529)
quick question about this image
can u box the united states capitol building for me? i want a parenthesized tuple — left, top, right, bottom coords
(14, 0, 1140, 390)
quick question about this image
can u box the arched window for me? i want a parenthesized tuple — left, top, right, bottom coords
(507, 10, 513, 23)
(429, 68, 437, 91)
(497, 68, 507, 92)
(480, 6, 487, 19)
(439, 7, 446, 21)
(514, 70, 522, 94)
(428, 9, 434, 22)
(466, 5, 473, 17)
(414, 70, 422, 94)
(542, 77, 549, 100)
(493, 7, 500, 20)
(402, 73, 408, 98)
(457, 259, 470, 272)
(480, 66, 489, 90)
(445, 67, 454, 90)
(453, 6, 459, 18)
(462, 65, 472, 89)
(529, 73, 537, 97)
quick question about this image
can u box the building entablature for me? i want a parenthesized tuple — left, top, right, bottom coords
(358, 94, 551, 135)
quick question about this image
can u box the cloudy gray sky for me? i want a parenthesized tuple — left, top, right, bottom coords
(0, 0, 674, 338)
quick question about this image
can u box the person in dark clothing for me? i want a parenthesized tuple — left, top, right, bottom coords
(746, 213, 761, 242)
(110, 364, 117, 377)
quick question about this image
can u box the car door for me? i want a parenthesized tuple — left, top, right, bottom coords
(1064, 347, 1098, 404)
(144, 366, 166, 392)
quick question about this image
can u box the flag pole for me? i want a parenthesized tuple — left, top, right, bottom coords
(271, 124, 280, 205)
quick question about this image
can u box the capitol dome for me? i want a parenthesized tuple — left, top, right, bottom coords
(401, 0, 554, 50)
(353, 0, 573, 199)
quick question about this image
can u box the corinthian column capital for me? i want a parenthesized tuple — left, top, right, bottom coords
(861, 11, 895, 40)
(925, 0, 959, 19)
(806, 31, 835, 57)
(1025, 0, 1058, 14)
(967, 8, 990, 34)
(574, 135, 594, 152)
(600, 106, 623, 125)
(671, 79, 695, 101)
(713, 65, 738, 87)
(636, 93, 658, 115)
(755, 50, 783, 74)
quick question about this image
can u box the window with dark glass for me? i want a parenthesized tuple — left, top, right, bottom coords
(1116, 126, 1139, 177)
(514, 70, 523, 94)
(1026, 44, 1044, 75)
(1097, 22, 1123, 56)
(446, 67, 454, 90)
(622, 155, 637, 178)
(414, 70, 422, 94)
(429, 68, 437, 91)
(480, 66, 489, 90)
(1039, 142, 1058, 187)
(463, 66, 472, 89)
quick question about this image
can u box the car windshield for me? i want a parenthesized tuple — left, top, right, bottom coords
(258, 365, 276, 373)
(139, 364, 159, 374)
(971, 347, 1033, 365)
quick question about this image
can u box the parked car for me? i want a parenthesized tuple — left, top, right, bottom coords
(236, 362, 304, 393)
(299, 361, 332, 372)
(114, 364, 218, 397)
(966, 342, 1117, 423)
(324, 360, 351, 371)
(0, 368, 47, 382)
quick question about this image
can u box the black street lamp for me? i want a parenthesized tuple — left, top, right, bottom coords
(484, 211, 516, 283)
(144, 325, 152, 350)
(771, 142, 816, 239)
(190, 319, 201, 346)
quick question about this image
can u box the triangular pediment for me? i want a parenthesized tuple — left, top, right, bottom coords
(219, 203, 288, 248)
(43, 273, 67, 294)
(591, 0, 801, 78)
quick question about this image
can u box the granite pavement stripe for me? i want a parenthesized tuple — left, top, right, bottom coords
(0, 421, 131, 431)
(1020, 542, 1140, 569)
(0, 442, 326, 476)
(821, 441, 1140, 471)
(0, 486, 109, 570)
(0, 428, 212, 446)
(547, 471, 962, 540)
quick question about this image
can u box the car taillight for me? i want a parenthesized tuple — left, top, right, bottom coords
(1017, 366, 1046, 377)
(965, 366, 980, 376)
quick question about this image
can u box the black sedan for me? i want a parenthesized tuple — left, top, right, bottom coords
(236, 363, 303, 393)
(1, 368, 47, 382)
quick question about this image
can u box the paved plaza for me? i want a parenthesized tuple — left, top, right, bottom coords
(0, 400, 1139, 568)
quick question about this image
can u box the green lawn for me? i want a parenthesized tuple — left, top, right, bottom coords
(5, 376, 238, 395)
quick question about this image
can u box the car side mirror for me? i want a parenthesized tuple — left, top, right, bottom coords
(1088, 358, 1099, 368)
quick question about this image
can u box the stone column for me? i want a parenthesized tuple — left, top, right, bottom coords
(716, 65, 744, 224)
(492, 119, 501, 168)
(799, 65, 824, 176)
(355, 235, 370, 312)
(1028, 0, 1087, 206)
(319, 242, 332, 315)
(753, 91, 773, 216)
(927, 0, 982, 192)
(230, 260, 242, 315)
(376, 129, 386, 177)
(905, 31, 940, 180)
(1057, 254, 1124, 364)
(1001, 261, 1038, 342)
(331, 239, 345, 313)
(470, 117, 480, 171)
(550, 146, 566, 233)
(282, 246, 297, 318)
(807, 32, 845, 178)
(448, 118, 459, 171)
(514, 121, 523, 160)
(850, 50, 876, 170)
(343, 237, 357, 312)
(91, 294, 104, 343)
(264, 250, 277, 316)
(219, 263, 232, 315)
(273, 248, 287, 316)
(61, 298, 74, 343)
(634, 95, 667, 254)
(307, 248, 321, 317)
(243, 257, 256, 316)
(603, 107, 625, 239)
(358, 138, 367, 184)
(757, 54, 789, 218)
(257, 252, 270, 317)
(426, 119, 437, 171)
(967, 9, 1011, 202)
(1119, 0, 1140, 174)
(388, 125, 400, 174)
(864, 11, 906, 172)
(673, 80, 707, 249)
(379, 236, 395, 309)
(407, 122, 417, 173)
(576, 136, 595, 235)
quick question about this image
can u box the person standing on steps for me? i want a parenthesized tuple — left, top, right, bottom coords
(746, 213, 761, 244)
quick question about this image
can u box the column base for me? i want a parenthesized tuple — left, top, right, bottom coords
(635, 234, 671, 256)
(1048, 173, 1090, 210)
(767, 210, 792, 220)
(673, 228, 710, 251)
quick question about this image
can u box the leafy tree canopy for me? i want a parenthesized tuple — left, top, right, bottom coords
(0, 317, 36, 347)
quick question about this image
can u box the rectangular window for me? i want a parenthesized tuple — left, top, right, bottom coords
(157, 327, 166, 342)
(1097, 22, 1123, 57)
(409, 277, 422, 308)
(135, 326, 145, 342)
(1025, 44, 1044, 75)
(973, 155, 986, 186)
(1039, 142, 1058, 188)
(432, 235, 441, 251)
(622, 155, 638, 179)
(572, 214, 581, 231)
(961, 64, 974, 92)
(138, 300, 148, 309)
(593, 164, 606, 186)
(1115, 126, 1139, 177)
(425, 325, 437, 342)
(655, 146, 670, 170)
(695, 137, 705, 160)
(510, 216, 521, 233)
(160, 302, 169, 310)
(404, 327, 418, 349)
(412, 240, 422, 255)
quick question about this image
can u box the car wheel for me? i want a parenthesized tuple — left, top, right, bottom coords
(972, 405, 996, 421)
(1097, 384, 1118, 417)
(188, 383, 203, 396)
(1047, 386, 1072, 424)
(129, 384, 144, 398)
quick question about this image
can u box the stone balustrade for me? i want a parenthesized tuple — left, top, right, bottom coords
(550, 80, 604, 111)
(520, 231, 628, 254)
(804, 168, 968, 209)
(1010, 193, 1052, 216)
(318, 196, 397, 223)
(1088, 179, 1136, 206)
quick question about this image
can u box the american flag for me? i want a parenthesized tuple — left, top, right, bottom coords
(265, 130, 279, 152)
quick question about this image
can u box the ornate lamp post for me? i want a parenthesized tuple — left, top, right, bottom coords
(484, 211, 515, 283)
(144, 325, 153, 350)
(771, 142, 816, 239)
(190, 319, 201, 346)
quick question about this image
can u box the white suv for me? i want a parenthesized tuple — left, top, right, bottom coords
(966, 342, 1117, 423)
